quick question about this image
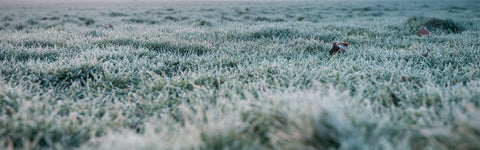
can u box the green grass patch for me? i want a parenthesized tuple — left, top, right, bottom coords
(95, 38, 209, 55)
(405, 16, 465, 33)
(1, 1, 480, 150)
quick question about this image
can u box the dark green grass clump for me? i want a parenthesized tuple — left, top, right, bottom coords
(35, 64, 104, 88)
(249, 28, 296, 39)
(108, 12, 128, 17)
(95, 38, 209, 55)
(225, 27, 299, 40)
(11, 40, 66, 48)
(78, 17, 95, 26)
(193, 19, 213, 27)
(405, 16, 464, 33)
(0, 48, 59, 62)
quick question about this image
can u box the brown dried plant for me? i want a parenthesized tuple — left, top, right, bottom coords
(416, 26, 432, 37)
(329, 42, 348, 55)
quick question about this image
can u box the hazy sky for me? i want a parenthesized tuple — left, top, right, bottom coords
(2, 0, 301, 5)
(0, 0, 284, 7)
(2, 0, 305, 2)
(0, 0, 400, 2)
(0, 0, 452, 7)
(0, 0, 337, 7)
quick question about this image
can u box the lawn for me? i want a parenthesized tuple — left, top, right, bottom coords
(1, 0, 480, 149)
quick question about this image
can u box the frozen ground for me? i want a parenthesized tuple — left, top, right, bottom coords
(1, 0, 480, 149)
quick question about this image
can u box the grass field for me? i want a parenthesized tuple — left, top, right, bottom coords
(1, 0, 480, 149)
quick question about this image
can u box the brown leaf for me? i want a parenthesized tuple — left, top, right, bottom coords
(104, 24, 114, 29)
(401, 76, 406, 82)
(416, 26, 432, 37)
(420, 49, 430, 57)
(329, 42, 348, 55)
(389, 91, 400, 106)
(6, 136, 13, 150)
